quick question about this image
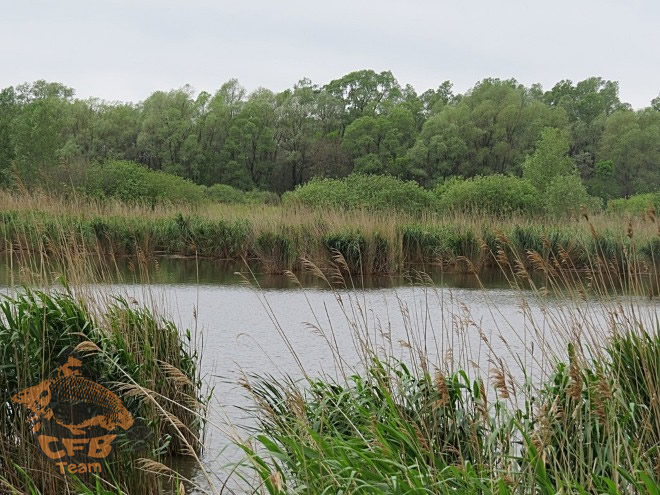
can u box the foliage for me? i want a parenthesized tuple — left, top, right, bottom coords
(587, 159, 619, 201)
(241, 333, 660, 494)
(203, 183, 278, 204)
(599, 109, 660, 197)
(282, 174, 437, 213)
(2, 192, 658, 276)
(1, 74, 658, 199)
(607, 192, 660, 216)
(544, 174, 602, 217)
(407, 78, 568, 184)
(87, 160, 206, 204)
(0, 289, 204, 494)
(435, 175, 542, 215)
(522, 128, 577, 192)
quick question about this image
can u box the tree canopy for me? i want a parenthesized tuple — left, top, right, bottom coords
(0, 71, 658, 200)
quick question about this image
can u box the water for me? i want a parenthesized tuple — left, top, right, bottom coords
(1, 257, 656, 492)
(123, 279, 536, 492)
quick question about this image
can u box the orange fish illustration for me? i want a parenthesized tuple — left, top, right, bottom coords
(12, 356, 134, 436)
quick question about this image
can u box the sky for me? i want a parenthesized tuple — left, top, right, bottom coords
(1, 0, 659, 108)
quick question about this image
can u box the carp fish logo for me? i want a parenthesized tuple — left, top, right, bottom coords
(12, 355, 134, 475)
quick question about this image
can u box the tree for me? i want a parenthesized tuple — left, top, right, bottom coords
(522, 128, 577, 192)
(407, 79, 568, 183)
(420, 81, 454, 116)
(10, 81, 74, 183)
(652, 94, 660, 112)
(221, 89, 277, 189)
(0, 73, 657, 200)
(137, 86, 197, 174)
(195, 79, 246, 185)
(324, 70, 402, 131)
(543, 77, 628, 180)
(274, 79, 318, 190)
(599, 109, 660, 197)
(0, 87, 17, 183)
(586, 160, 618, 202)
(342, 103, 415, 177)
(544, 175, 600, 217)
(406, 112, 469, 185)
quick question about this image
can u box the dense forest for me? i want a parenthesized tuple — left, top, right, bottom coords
(0, 70, 659, 200)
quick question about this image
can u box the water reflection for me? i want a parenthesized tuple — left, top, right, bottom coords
(0, 254, 531, 290)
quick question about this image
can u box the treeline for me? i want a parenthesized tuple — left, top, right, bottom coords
(0, 71, 659, 198)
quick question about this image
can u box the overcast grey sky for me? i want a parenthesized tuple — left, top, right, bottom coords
(1, 0, 659, 108)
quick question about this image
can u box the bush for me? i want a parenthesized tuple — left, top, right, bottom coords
(204, 183, 246, 203)
(607, 193, 660, 216)
(87, 160, 206, 204)
(435, 175, 542, 215)
(282, 174, 437, 214)
(544, 175, 602, 217)
(204, 184, 280, 204)
(244, 189, 280, 205)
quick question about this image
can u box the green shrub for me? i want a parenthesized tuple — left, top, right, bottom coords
(435, 175, 542, 215)
(544, 175, 602, 217)
(87, 160, 206, 204)
(204, 183, 247, 203)
(607, 193, 660, 216)
(244, 189, 280, 205)
(204, 184, 280, 204)
(283, 174, 438, 214)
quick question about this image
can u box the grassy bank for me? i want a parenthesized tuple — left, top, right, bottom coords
(1, 190, 658, 276)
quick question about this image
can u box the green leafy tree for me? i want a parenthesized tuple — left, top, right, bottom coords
(1, 72, 658, 202)
(342, 104, 415, 177)
(275, 79, 319, 190)
(543, 77, 629, 180)
(420, 81, 454, 116)
(324, 70, 402, 130)
(10, 81, 74, 183)
(544, 175, 601, 217)
(408, 78, 568, 183)
(221, 89, 277, 189)
(137, 86, 197, 174)
(0, 87, 17, 184)
(599, 109, 660, 197)
(523, 128, 577, 192)
(586, 160, 618, 201)
(652, 94, 660, 112)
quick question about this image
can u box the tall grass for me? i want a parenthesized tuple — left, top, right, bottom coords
(1, 190, 658, 276)
(0, 286, 208, 493)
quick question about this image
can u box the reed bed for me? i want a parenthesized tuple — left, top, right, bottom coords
(1, 190, 658, 276)
(0, 282, 208, 493)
